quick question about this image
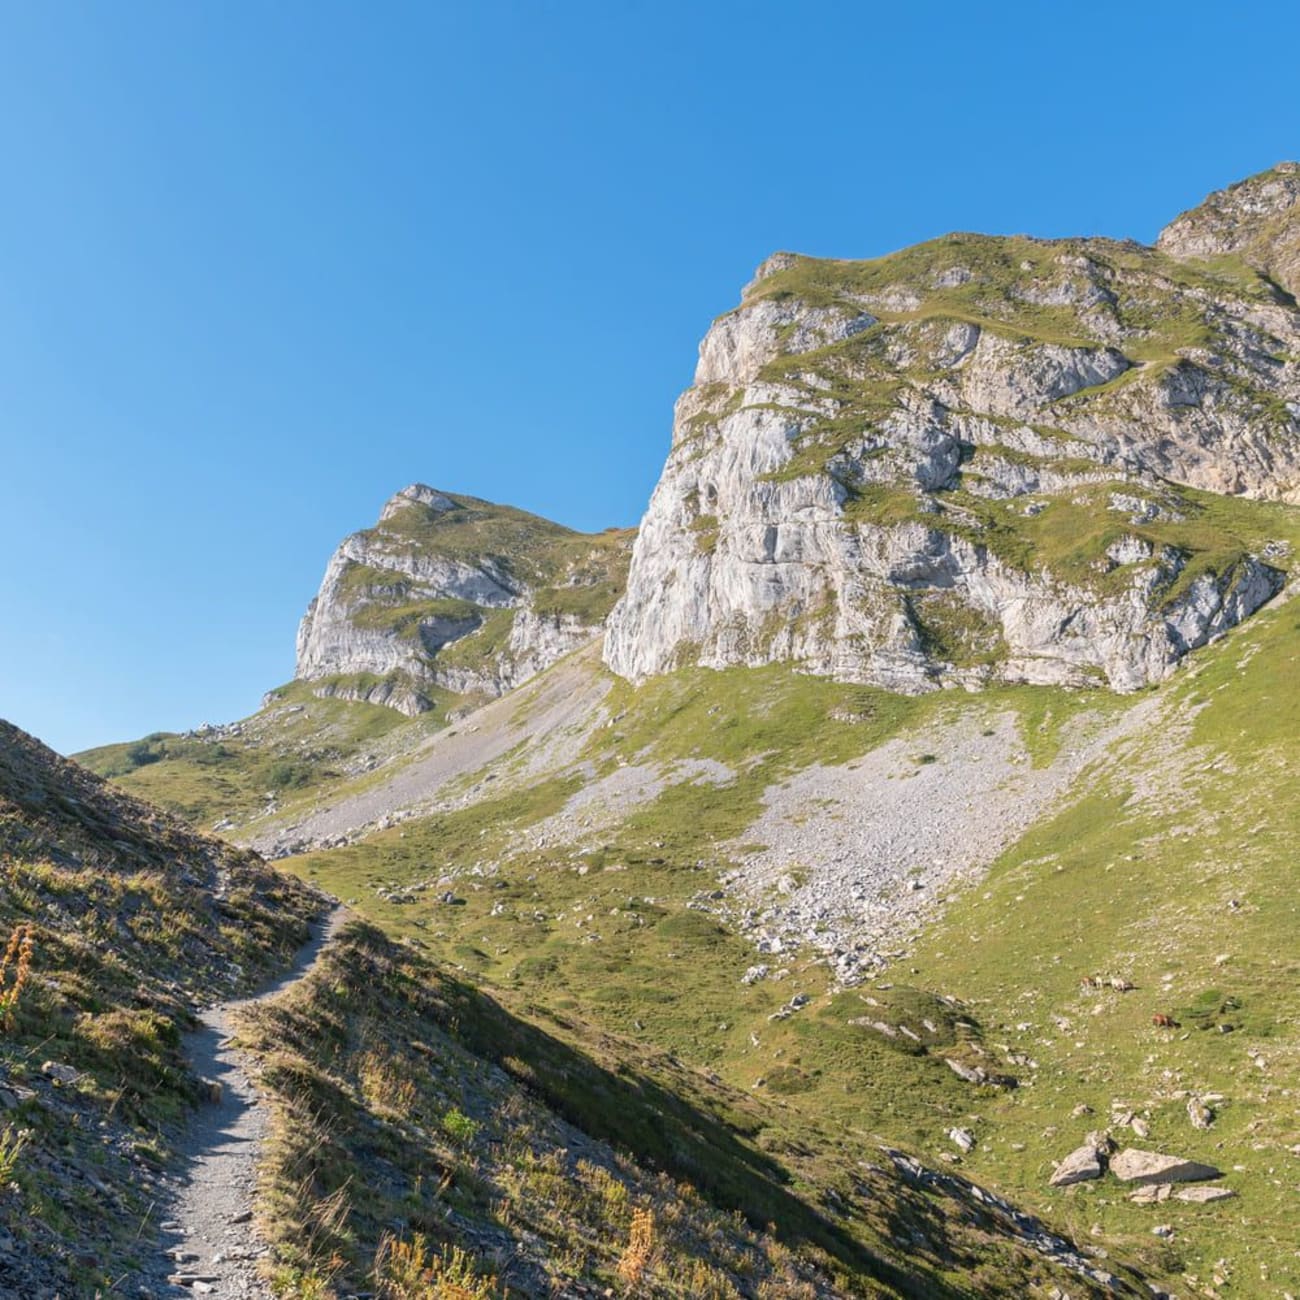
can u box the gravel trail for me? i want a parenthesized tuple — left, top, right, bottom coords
(154, 907, 345, 1297)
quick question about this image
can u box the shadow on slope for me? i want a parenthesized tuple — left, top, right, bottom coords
(240, 920, 1146, 1298)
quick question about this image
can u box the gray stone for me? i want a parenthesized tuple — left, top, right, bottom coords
(948, 1127, 976, 1153)
(1173, 1185, 1237, 1203)
(1049, 1143, 1105, 1187)
(1109, 1148, 1223, 1185)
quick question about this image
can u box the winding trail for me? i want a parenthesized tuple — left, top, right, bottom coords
(156, 907, 345, 1297)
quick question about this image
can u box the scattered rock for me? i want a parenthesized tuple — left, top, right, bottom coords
(1049, 1143, 1106, 1187)
(40, 1061, 79, 1085)
(1186, 1097, 1214, 1130)
(948, 1127, 976, 1154)
(1109, 1148, 1223, 1185)
(1174, 1185, 1237, 1203)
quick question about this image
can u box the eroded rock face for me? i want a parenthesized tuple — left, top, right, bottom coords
(1158, 161, 1300, 296)
(295, 485, 631, 714)
(605, 169, 1297, 693)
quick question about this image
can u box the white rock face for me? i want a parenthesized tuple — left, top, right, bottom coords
(694, 297, 876, 386)
(295, 486, 628, 714)
(604, 234, 1293, 692)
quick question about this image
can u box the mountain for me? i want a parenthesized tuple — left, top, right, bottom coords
(295, 483, 633, 715)
(606, 163, 1300, 693)
(1158, 161, 1300, 296)
(69, 164, 1300, 1298)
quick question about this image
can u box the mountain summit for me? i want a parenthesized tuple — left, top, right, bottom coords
(605, 165, 1298, 692)
(294, 485, 632, 715)
(1158, 161, 1300, 295)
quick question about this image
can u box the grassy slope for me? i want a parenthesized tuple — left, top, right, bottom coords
(77, 678, 451, 832)
(282, 669, 1149, 1295)
(281, 568, 1300, 1296)
(0, 720, 322, 1296)
(904, 588, 1300, 1296)
(238, 919, 1140, 1298)
(747, 232, 1276, 357)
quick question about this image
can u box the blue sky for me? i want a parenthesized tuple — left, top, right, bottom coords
(2, 1, 1297, 754)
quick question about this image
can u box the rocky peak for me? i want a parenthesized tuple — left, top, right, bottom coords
(295, 488, 632, 716)
(378, 482, 458, 521)
(1157, 162, 1300, 295)
(606, 174, 1298, 694)
(742, 251, 803, 296)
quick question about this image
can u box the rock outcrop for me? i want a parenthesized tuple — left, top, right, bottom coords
(296, 485, 631, 714)
(1158, 161, 1300, 297)
(606, 166, 1298, 692)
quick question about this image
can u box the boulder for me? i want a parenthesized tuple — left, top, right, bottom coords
(1048, 1143, 1105, 1187)
(948, 1127, 976, 1153)
(1109, 1148, 1223, 1185)
(1174, 1185, 1237, 1203)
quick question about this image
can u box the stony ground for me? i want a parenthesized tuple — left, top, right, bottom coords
(713, 696, 1162, 983)
(150, 909, 345, 1298)
(251, 646, 612, 858)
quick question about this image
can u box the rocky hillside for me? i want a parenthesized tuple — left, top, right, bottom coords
(1158, 160, 1300, 296)
(4, 726, 1151, 1298)
(605, 163, 1300, 692)
(296, 483, 632, 714)
(69, 163, 1300, 1298)
(0, 719, 322, 1296)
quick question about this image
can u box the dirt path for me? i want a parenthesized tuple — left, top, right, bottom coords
(154, 907, 345, 1297)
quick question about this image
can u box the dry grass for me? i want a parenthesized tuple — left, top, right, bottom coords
(0, 1123, 30, 1183)
(373, 1234, 500, 1299)
(0, 922, 33, 1031)
(617, 1205, 656, 1290)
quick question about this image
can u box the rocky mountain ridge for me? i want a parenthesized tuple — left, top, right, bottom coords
(604, 163, 1300, 693)
(295, 484, 632, 715)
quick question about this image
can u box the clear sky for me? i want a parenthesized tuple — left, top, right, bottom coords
(2, 1, 1297, 754)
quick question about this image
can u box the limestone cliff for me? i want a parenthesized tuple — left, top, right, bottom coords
(605, 165, 1298, 692)
(296, 485, 631, 714)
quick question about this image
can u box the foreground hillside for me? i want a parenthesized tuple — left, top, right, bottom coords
(240, 919, 1144, 1297)
(0, 720, 322, 1295)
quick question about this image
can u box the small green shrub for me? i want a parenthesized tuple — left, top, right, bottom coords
(440, 1107, 479, 1146)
